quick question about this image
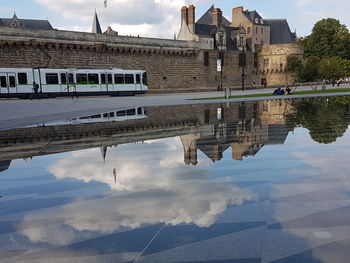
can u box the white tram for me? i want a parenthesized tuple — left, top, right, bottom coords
(0, 67, 148, 98)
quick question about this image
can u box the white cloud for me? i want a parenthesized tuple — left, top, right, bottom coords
(19, 137, 256, 245)
(34, 0, 191, 38)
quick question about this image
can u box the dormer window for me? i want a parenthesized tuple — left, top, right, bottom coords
(255, 18, 259, 24)
(260, 19, 264, 24)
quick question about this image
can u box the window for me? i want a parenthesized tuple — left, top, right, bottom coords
(61, 73, 67, 84)
(9, 76, 15, 87)
(88, 74, 99, 84)
(247, 27, 251, 34)
(107, 74, 112, 84)
(256, 27, 258, 34)
(101, 74, 106, 84)
(126, 109, 136, 116)
(76, 74, 87, 84)
(18, 73, 27, 85)
(261, 27, 264, 34)
(136, 74, 141, 84)
(45, 73, 59, 84)
(125, 74, 134, 84)
(263, 59, 269, 68)
(116, 110, 126, 116)
(204, 51, 209, 66)
(0, 76, 6, 87)
(60, 73, 73, 84)
(254, 53, 258, 68)
(114, 74, 124, 84)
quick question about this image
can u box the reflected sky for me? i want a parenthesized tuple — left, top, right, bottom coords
(2, 98, 350, 262)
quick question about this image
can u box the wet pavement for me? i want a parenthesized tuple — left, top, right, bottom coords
(1, 97, 350, 262)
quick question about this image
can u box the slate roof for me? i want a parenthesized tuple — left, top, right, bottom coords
(0, 17, 53, 30)
(92, 11, 102, 34)
(196, 5, 231, 26)
(194, 23, 240, 51)
(243, 10, 263, 24)
(264, 19, 296, 44)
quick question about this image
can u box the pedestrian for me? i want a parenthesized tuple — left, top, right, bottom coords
(71, 83, 78, 99)
(263, 80, 267, 89)
(31, 82, 39, 100)
(251, 81, 256, 89)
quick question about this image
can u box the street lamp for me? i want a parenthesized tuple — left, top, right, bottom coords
(238, 28, 246, 91)
(217, 28, 225, 92)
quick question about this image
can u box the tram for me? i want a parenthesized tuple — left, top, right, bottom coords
(0, 67, 148, 98)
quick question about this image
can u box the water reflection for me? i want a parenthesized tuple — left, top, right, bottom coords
(2, 97, 350, 262)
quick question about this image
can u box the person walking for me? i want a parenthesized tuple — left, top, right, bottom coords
(71, 83, 78, 100)
(31, 82, 39, 100)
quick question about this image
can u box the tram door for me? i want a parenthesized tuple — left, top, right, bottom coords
(136, 73, 142, 91)
(0, 73, 16, 94)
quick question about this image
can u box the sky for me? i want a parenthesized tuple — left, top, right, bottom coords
(0, 0, 349, 39)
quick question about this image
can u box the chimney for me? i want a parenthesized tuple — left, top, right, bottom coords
(212, 8, 222, 27)
(181, 6, 188, 25)
(188, 5, 195, 25)
(232, 6, 244, 25)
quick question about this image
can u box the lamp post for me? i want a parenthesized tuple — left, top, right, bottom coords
(217, 28, 225, 92)
(238, 29, 246, 91)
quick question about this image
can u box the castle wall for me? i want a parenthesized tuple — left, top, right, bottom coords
(0, 27, 255, 92)
(257, 43, 303, 86)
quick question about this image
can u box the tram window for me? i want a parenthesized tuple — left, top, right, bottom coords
(88, 74, 99, 84)
(9, 76, 16, 87)
(91, 114, 101, 119)
(125, 74, 134, 84)
(18, 73, 28, 85)
(116, 110, 126, 116)
(76, 74, 87, 84)
(136, 74, 141, 84)
(137, 107, 142, 115)
(0, 76, 6, 87)
(107, 74, 112, 84)
(61, 73, 67, 84)
(109, 112, 115, 117)
(103, 113, 108, 118)
(142, 72, 148, 85)
(101, 74, 106, 84)
(127, 109, 136, 116)
(46, 73, 59, 84)
(114, 74, 124, 84)
(68, 74, 74, 84)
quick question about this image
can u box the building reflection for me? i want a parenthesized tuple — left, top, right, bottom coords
(0, 100, 295, 171)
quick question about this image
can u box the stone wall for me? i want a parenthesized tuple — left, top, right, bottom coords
(256, 43, 303, 86)
(0, 27, 255, 92)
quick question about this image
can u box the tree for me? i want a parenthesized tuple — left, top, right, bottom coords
(286, 55, 303, 73)
(304, 18, 350, 60)
(286, 97, 350, 144)
(298, 56, 321, 82)
(318, 57, 346, 81)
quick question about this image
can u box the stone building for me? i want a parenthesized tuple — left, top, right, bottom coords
(0, 6, 302, 92)
(178, 5, 304, 86)
(0, 13, 53, 30)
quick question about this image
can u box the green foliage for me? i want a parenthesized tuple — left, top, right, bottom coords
(286, 55, 303, 73)
(298, 56, 321, 82)
(286, 96, 350, 144)
(319, 57, 346, 80)
(304, 18, 350, 60)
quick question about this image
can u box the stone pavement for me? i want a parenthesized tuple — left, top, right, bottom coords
(0, 84, 350, 130)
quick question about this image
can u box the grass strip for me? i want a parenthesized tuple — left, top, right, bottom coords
(190, 88, 350, 100)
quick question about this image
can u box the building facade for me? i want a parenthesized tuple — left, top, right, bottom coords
(0, 6, 302, 93)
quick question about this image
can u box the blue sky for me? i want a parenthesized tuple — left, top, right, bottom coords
(0, 0, 349, 38)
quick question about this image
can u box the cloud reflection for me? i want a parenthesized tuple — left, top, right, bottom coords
(20, 137, 256, 245)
